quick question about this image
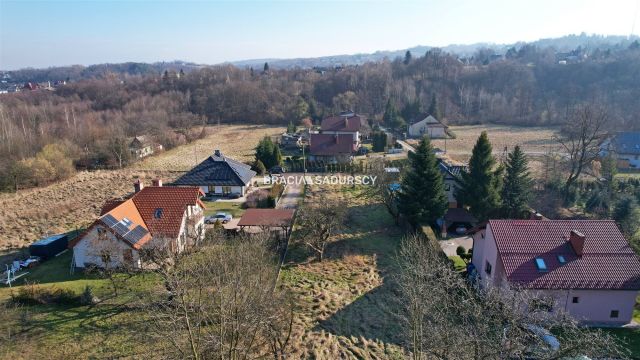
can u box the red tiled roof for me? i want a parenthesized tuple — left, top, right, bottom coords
(489, 220, 640, 290)
(132, 186, 204, 239)
(320, 115, 362, 132)
(238, 209, 295, 227)
(70, 186, 204, 249)
(309, 133, 355, 156)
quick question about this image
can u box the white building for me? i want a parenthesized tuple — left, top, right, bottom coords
(407, 115, 448, 138)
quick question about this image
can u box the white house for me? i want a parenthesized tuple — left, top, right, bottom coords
(601, 132, 640, 169)
(470, 219, 640, 326)
(407, 115, 448, 138)
(70, 181, 205, 269)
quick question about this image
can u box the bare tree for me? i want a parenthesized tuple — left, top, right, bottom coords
(140, 232, 293, 360)
(554, 104, 608, 195)
(296, 200, 347, 262)
(363, 158, 400, 224)
(395, 233, 626, 360)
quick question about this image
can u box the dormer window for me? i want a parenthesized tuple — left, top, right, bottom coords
(535, 258, 547, 272)
(557, 255, 566, 264)
(154, 208, 163, 219)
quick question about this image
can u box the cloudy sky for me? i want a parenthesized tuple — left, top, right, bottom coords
(1, 0, 639, 69)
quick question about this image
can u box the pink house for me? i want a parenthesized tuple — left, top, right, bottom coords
(471, 219, 640, 326)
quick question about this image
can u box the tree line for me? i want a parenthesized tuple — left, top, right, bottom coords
(2, 41, 640, 191)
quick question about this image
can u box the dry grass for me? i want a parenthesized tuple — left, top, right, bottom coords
(280, 184, 406, 359)
(0, 169, 177, 251)
(133, 124, 285, 171)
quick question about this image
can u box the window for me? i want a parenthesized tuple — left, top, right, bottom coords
(154, 208, 163, 219)
(535, 258, 547, 272)
(572, 296, 579, 304)
(121, 217, 132, 227)
(557, 255, 566, 264)
(485, 261, 492, 275)
(610, 310, 619, 318)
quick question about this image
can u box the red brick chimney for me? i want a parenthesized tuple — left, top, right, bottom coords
(134, 179, 144, 193)
(569, 230, 585, 256)
(152, 179, 163, 187)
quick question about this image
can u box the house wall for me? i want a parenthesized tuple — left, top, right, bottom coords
(444, 177, 458, 207)
(322, 130, 360, 145)
(308, 154, 352, 164)
(408, 121, 448, 138)
(615, 153, 640, 168)
(73, 225, 141, 269)
(531, 289, 639, 326)
(203, 185, 245, 196)
(471, 224, 506, 287)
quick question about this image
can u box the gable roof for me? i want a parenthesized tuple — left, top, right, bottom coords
(438, 161, 467, 179)
(320, 114, 362, 132)
(130, 135, 152, 148)
(309, 133, 354, 156)
(411, 115, 448, 128)
(173, 152, 256, 187)
(488, 219, 640, 290)
(609, 132, 640, 155)
(70, 186, 204, 249)
(237, 209, 295, 227)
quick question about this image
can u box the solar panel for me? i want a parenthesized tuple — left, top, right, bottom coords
(101, 214, 118, 228)
(112, 222, 130, 236)
(123, 225, 149, 244)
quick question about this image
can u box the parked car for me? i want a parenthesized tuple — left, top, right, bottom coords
(205, 212, 233, 224)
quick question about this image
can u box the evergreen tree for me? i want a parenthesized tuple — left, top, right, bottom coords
(383, 99, 406, 131)
(253, 159, 266, 175)
(272, 144, 282, 167)
(398, 137, 448, 227)
(287, 120, 296, 134)
(255, 136, 276, 169)
(427, 94, 442, 120)
(501, 145, 532, 218)
(372, 131, 387, 152)
(263, 62, 269, 72)
(404, 50, 412, 65)
(401, 99, 423, 123)
(457, 131, 501, 221)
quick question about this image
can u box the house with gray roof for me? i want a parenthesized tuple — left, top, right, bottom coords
(172, 150, 256, 197)
(602, 132, 640, 169)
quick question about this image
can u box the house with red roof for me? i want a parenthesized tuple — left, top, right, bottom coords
(320, 111, 364, 148)
(471, 219, 640, 326)
(69, 179, 205, 269)
(308, 133, 355, 163)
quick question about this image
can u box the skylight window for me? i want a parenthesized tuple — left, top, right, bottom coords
(535, 258, 547, 272)
(154, 208, 163, 219)
(121, 217, 133, 227)
(557, 255, 566, 264)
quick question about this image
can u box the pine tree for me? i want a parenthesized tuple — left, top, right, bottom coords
(457, 131, 501, 221)
(383, 99, 405, 131)
(501, 145, 532, 218)
(255, 136, 276, 169)
(287, 120, 296, 134)
(398, 137, 448, 227)
(272, 144, 282, 167)
(263, 62, 269, 73)
(404, 50, 412, 65)
(427, 94, 442, 120)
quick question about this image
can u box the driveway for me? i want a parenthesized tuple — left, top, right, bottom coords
(276, 179, 303, 209)
(439, 235, 473, 256)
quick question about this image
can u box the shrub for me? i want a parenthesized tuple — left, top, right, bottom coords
(245, 189, 270, 208)
(252, 160, 266, 175)
(11, 284, 79, 306)
(456, 246, 466, 257)
(80, 285, 99, 305)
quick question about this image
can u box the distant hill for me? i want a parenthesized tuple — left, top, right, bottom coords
(228, 34, 640, 69)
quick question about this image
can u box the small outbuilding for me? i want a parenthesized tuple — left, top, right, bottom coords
(237, 209, 296, 239)
(29, 234, 69, 260)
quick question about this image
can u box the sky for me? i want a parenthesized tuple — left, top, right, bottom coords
(1, 0, 639, 70)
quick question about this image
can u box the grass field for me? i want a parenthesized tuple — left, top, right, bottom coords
(133, 124, 285, 171)
(0, 125, 280, 252)
(279, 184, 406, 358)
(202, 200, 245, 218)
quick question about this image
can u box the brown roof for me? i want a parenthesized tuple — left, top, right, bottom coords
(309, 133, 354, 156)
(238, 209, 295, 227)
(489, 220, 640, 290)
(70, 186, 204, 249)
(444, 208, 477, 223)
(320, 115, 362, 132)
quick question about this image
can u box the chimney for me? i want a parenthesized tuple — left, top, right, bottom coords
(529, 210, 543, 220)
(214, 149, 221, 157)
(344, 117, 349, 128)
(569, 230, 585, 256)
(134, 179, 144, 193)
(334, 134, 339, 144)
(152, 179, 163, 187)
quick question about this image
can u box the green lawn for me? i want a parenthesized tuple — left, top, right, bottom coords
(601, 328, 640, 357)
(202, 200, 245, 218)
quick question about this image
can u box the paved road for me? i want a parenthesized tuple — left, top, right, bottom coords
(439, 236, 473, 257)
(275, 174, 305, 209)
